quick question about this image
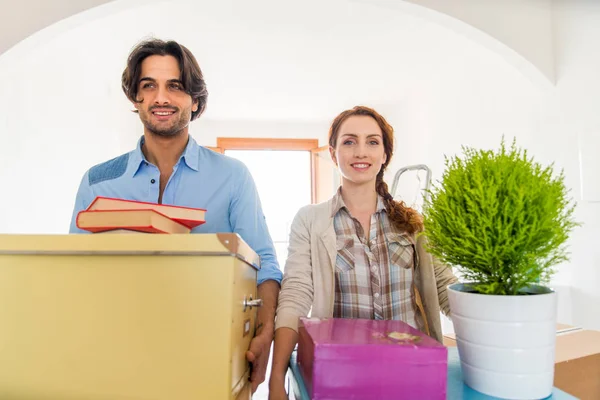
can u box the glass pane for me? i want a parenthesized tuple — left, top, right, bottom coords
(273, 241, 289, 272)
(225, 149, 311, 270)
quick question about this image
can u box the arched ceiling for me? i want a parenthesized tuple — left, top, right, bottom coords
(0, 0, 554, 88)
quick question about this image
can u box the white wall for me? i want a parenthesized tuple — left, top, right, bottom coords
(541, 0, 600, 330)
(0, 0, 548, 234)
(187, 120, 327, 150)
(1, 0, 597, 329)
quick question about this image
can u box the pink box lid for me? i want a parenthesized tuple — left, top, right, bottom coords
(299, 317, 447, 364)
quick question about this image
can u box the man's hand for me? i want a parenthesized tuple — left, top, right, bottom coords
(247, 280, 279, 393)
(246, 326, 274, 393)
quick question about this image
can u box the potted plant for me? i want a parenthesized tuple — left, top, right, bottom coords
(422, 139, 579, 399)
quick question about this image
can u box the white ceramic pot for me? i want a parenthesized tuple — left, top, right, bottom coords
(447, 283, 557, 400)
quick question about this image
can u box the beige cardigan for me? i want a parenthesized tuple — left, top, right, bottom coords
(274, 198, 458, 343)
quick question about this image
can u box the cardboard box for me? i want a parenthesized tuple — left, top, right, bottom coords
(444, 323, 600, 400)
(0, 233, 259, 400)
(554, 329, 600, 400)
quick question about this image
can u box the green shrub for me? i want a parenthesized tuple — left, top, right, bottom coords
(422, 139, 579, 295)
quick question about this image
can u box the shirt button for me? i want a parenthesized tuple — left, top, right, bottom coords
(374, 292, 380, 298)
(371, 265, 378, 273)
(150, 179, 156, 184)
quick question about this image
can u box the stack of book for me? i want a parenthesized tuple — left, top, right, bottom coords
(76, 197, 206, 234)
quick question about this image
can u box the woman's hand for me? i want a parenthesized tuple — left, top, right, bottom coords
(268, 373, 288, 400)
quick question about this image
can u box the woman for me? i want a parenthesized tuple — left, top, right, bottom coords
(268, 106, 457, 399)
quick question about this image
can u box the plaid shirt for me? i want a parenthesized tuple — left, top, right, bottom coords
(332, 189, 417, 328)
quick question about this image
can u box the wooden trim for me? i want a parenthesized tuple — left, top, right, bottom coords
(311, 152, 316, 204)
(205, 146, 223, 154)
(311, 145, 331, 204)
(217, 138, 318, 151)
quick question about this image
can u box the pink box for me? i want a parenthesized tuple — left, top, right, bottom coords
(297, 318, 447, 400)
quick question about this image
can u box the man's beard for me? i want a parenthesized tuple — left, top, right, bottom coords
(140, 106, 191, 137)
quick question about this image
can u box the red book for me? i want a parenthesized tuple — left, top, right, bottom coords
(86, 197, 206, 229)
(76, 209, 191, 234)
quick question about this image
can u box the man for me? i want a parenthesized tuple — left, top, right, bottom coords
(69, 39, 281, 392)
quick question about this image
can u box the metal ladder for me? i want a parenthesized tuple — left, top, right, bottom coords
(389, 164, 432, 211)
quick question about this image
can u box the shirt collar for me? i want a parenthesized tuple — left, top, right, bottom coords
(180, 136, 200, 171)
(330, 187, 387, 217)
(130, 136, 146, 177)
(131, 135, 200, 176)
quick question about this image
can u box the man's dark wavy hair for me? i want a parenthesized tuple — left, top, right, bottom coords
(121, 39, 208, 120)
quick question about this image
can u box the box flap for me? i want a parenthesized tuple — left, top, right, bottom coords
(555, 330, 600, 363)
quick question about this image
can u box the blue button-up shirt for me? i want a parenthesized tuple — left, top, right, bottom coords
(69, 136, 282, 285)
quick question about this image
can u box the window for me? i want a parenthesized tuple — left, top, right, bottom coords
(216, 138, 321, 270)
